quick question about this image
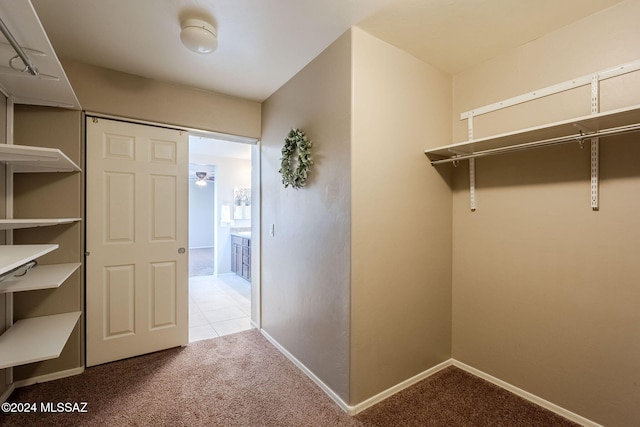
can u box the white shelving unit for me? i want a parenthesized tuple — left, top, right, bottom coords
(0, 245, 58, 276)
(0, 218, 81, 230)
(0, 312, 82, 370)
(0, 262, 81, 294)
(424, 104, 640, 164)
(0, 143, 82, 369)
(0, 144, 80, 172)
(0, 3, 82, 396)
(0, 247, 81, 370)
(0, 249, 81, 370)
(425, 60, 640, 211)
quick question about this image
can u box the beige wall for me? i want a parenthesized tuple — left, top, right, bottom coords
(12, 106, 84, 381)
(261, 27, 453, 406)
(451, 1, 640, 426)
(350, 27, 452, 404)
(261, 31, 352, 400)
(62, 59, 262, 139)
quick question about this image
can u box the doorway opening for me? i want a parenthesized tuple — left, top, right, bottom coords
(188, 135, 253, 342)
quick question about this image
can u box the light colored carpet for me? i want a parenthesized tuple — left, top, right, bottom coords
(2, 330, 578, 426)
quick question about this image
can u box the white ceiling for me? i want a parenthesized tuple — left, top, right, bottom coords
(29, 0, 623, 103)
(190, 135, 251, 160)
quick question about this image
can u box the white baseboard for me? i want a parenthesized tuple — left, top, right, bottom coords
(260, 329, 453, 415)
(351, 358, 453, 414)
(258, 332, 603, 425)
(452, 360, 602, 427)
(13, 366, 84, 389)
(260, 329, 355, 414)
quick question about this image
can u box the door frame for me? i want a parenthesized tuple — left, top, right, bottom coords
(249, 143, 260, 328)
(83, 113, 262, 355)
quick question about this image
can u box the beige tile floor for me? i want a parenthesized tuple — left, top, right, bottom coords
(189, 274, 253, 342)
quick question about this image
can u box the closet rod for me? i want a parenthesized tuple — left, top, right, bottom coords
(429, 123, 640, 165)
(0, 17, 38, 76)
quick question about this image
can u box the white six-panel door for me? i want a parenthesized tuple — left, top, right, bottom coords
(86, 117, 188, 367)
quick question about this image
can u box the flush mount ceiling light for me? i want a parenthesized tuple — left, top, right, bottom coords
(180, 18, 218, 54)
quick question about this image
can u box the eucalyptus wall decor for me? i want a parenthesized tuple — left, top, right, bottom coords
(279, 128, 313, 189)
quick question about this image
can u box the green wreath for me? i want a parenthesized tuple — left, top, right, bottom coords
(279, 128, 313, 189)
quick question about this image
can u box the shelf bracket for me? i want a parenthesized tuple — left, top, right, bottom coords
(0, 17, 39, 76)
(469, 158, 477, 211)
(468, 115, 477, 211)
(590, 75, 599, 210)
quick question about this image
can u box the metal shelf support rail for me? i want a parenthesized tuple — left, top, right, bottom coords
(0, 16, 38, 76)
(460, 60, 640, 120)
(590, 75, 599, 210)
(467, 114, 476, 211)
(450, 59, 640, 211)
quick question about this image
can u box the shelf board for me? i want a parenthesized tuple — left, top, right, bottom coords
(0, 263, 81, 294)
(0, 312, 81, 369)
(0, 245, 58, 276)
(0, 218, 81, 230)
(425, 104, 640, 162)
(0, 144, 81, 172)
(0, 0, 80, 109)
